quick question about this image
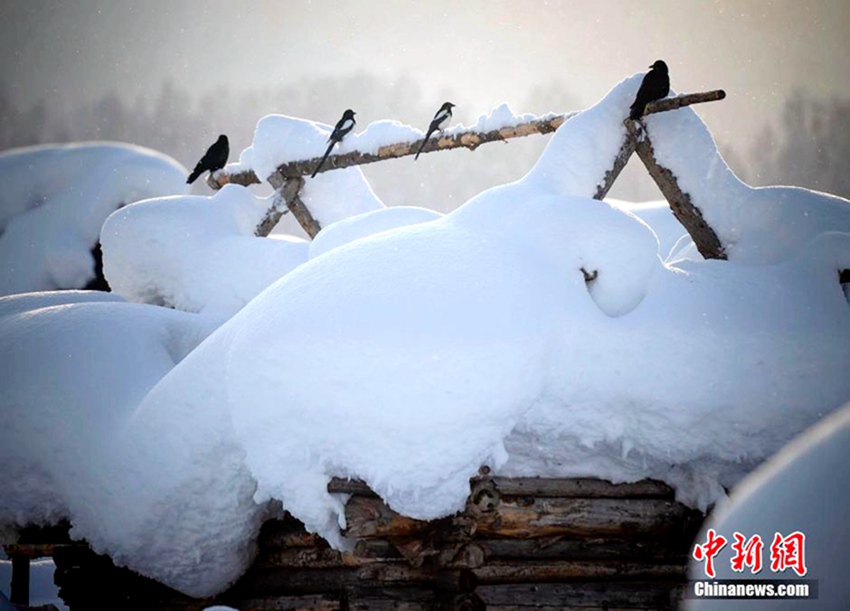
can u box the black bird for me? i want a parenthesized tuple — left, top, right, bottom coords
(186, 134, 229, 184)
(311, 109, 356, 178)
(415, 102, 455, 160)
(629, 60, 670, 120)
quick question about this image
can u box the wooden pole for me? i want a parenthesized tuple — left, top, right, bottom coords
(10, 554, 30, 606)
(208, 90, 726, 190)
(627, 121, 727, 260)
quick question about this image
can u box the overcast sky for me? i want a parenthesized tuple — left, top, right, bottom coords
(2, 0, 849, 151)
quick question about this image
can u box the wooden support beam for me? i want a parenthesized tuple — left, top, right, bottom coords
(262, 174, 321, 238)
(627, 121, 727, 260)
(10, 554, 30, 606)
(343, 495, 699, 541)
(328, 476, 675, 499)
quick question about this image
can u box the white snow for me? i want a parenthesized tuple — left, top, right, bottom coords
(686, 402, 850, 609)
(101, 184, 309, 319)
(646, 102, 850, 265)
(0, 143, 188, 296)
(1, 72, 849, 599)
(309, 206, 443, 259)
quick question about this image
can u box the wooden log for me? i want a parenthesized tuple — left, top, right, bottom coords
(344, 495, 699, 541)
(344, 495, 435, 539)
(256, 516, 325, 549)
(253, 546, 374, 569)
(628, 121, 727, 260)
(473, 560, 687, 584)
(476, 476, 675, 499)
(331, 476, 675, 499)
(206, 167, 261, 190)
(10, 554, 30, 606)
(593, 134, 638, 200)
(473, 497, 697, 539)
(209, 90, 726, 190)
(447, 536, 692, 566)
(231, 564, 475, 596)
(328, 477, 380, 496)
(260, 174, 321, 238)
(209, 113, 574, 189)
(220, 594, 341, 610)
(477, 581, 683, 609)
(643, 90, 726, 116)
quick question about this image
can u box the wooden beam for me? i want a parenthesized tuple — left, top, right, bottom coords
(343, 495, 700, 541)
(209, 90, 726, 190)
(262, 174, 321, 238)
(627, 121, 727, 260)
(10, 554, 30, 606)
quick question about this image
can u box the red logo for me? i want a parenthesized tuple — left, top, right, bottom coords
(730, 533, 764, 574)
(770, 531, 807, 577)
(692, 529, 728, 578)
(693, 530, 808, 578)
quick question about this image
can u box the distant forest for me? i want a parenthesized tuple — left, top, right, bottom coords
(1, 75, 848, 208)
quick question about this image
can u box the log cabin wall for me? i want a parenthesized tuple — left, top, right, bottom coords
(9, 476, 705, 610)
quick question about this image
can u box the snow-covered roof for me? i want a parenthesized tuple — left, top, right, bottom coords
(0, 142, 188, 296)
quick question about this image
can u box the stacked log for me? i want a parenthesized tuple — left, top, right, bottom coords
(21, 476, 704, 610)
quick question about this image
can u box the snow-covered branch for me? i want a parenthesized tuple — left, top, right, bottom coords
(208, 90, 726, 191)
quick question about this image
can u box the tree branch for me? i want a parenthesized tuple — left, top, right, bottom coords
(263, 174, 321, 238)
(626, 121, 727, 260)
(209, 90, 725, 190)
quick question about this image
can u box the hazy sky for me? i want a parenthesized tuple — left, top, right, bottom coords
(2, 0, 849, 149)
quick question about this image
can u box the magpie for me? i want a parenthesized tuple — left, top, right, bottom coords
(187, 134, 229, 184)
(629, 60, 670, 120)
(415, 102, 455, 160)
(311, 109, 356, 178)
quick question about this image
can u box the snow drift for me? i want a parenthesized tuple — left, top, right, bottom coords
(0, 143, 188, 296)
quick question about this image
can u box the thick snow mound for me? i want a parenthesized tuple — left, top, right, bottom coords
(608, 198, 691, 262)
(102, 184, 309, 319)
(0, 293, 217, 533)
(504, 231, 850, 510)
(646, 103, 850, 265)
(309, 206, 443, 259)
(211, 194, 648, 547)
(525, 73, 644, 198)
(686, 403, 850, 609)
(0, 143, 188, 295)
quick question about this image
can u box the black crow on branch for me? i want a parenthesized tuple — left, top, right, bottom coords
(415, 102, 455, 160)
(187, 134, 229, 184)
(629, 60, 670, 120)
(311, 109, 356, 178)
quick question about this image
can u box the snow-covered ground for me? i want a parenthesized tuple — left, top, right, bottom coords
(1, 72, 849, 598)
(0, 143, 188, 296)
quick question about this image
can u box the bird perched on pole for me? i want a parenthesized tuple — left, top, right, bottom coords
(186, 134, 229, 184)
(415, 102, 455, 160)
(629, 60, 670, 120)
(311, 109, 356, 178)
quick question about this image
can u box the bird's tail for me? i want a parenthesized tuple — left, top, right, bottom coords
(186, 167, 202, 184)
(414, 128, 435, 161)
(628, 103, 645, 121)
(311, 140, 337, 178)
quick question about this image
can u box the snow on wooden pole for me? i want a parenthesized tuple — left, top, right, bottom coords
(626, 120, 728, 260)
(210, 90, 727, 241)
(262, 174, 321, 238)
(209, 90, 725, 192)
